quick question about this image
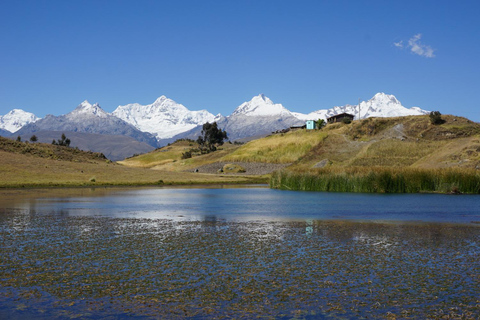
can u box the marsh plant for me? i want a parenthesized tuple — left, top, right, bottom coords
(270, 167, 480, 193)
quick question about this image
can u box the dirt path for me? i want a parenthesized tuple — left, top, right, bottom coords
(189, 162, 289, 175)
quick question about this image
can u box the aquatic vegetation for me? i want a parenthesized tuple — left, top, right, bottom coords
(270, 167, 480, 194)
(0, 214, 479, 319)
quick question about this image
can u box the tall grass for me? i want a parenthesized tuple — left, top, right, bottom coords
(223, 130, 327, 164)
(270, 167, 480, 194)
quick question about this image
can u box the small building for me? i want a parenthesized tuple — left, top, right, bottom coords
(327, 113, 355, 124)
(290, 124, 306, 131)
(306, 120, 317, 130)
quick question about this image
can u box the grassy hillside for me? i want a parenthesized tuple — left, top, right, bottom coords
(0, 137, 263, 188)
(292, 114, 480, 171)
(7, 113, 480, 191)
(124, 114, 480, 171)
(269, 115, 480, 193)
(124, 114, 480, 193)
(222, 130, 328, 164)
(119, 140, 243, 171)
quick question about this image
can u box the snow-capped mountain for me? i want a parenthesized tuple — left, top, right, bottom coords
(218, 94, 303, 140)
(231, 94, 292, 117)
(15, 100, 158, 159)
(113, 96, 217, 140)
(294, 93, 429, 121)
(356, 93, 429, 119)
(68, 100, 111, 119)
(5, 92, 432, 156)
(0, 109, 40, 133)
(166, 92, 429, 144)
(164, 94, 304, 143)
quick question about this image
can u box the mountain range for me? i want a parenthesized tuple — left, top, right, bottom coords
(0, 93, 429, 160)
(112, 96, 217, 140)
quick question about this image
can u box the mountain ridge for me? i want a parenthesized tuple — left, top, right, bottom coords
(1, 93, 432, 159)
(112, 96, 216, 140)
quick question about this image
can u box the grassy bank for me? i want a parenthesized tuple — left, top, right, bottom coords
(0, 150, 266, 189)
(270, 167, 480, 193)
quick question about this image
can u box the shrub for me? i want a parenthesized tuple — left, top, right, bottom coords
(52, 133, 71, 146)
(317, 119, 326, 129)
(429, 111, 444, 125)
(342, 117, 352, 124)
(181, 150, 192, 159)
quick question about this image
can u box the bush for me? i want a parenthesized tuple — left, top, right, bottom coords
(181, 150, 192, 159)
(317, 119, 326, 129)
(30, 135, 38, 142)
(342, 117, 352, 124)
(429, 111, 444, 125)
(52, 133, 71, 146)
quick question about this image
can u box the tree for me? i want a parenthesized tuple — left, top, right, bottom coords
(316, 119, 326, 129)
(30, 135, 38, 142)
(197, 122, 228, 152)
(53, 133, 71, 146)
(429, 111, 444, 125)
(16, 136, 21, 142)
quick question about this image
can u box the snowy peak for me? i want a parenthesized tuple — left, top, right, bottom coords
(357, 92, 428, 119)
(232, 94, 291, 116)
(371, 92, 400, 105)
(69, 100, 109, 118)
(293, 93, 429, 122)
(113, 96, 216, 140)
(0, 109, 40, 133)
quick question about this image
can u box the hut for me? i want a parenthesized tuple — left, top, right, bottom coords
(306, 120, 317, 130)
(327, 113, 355, 124)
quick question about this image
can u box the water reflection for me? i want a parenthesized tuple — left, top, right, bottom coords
(0, 213, 478, 319)
(1, 187, 480, 318)
(1, 187, 480, 223)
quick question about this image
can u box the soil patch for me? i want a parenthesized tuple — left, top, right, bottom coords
(191, 162, 289, 175)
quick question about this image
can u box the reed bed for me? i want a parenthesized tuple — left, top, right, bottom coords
(270, 167, 480, 193)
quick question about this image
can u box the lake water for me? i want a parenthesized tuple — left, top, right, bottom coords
(1, 186, 479, 319)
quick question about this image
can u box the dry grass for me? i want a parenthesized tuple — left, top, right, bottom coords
(292, 116, 480, 171)
(349, 140, 447, 167)
(5, 115, 479, 190)
(0, 150, 262, 188)
(119, 140, 195, 168)
(223, 130, 328, 164)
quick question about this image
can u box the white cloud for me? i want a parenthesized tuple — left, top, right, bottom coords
(394, 33, 435, 58)
(408, 34, 435, 58)
(393, 40, 403, 48)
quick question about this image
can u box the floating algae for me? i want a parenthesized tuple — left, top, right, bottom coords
(1, 214, 479, 319)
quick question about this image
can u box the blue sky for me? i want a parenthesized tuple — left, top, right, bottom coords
(1, 0, 480, 121)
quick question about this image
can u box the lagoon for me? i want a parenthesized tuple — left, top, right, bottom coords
(1, 187, 479, 319)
